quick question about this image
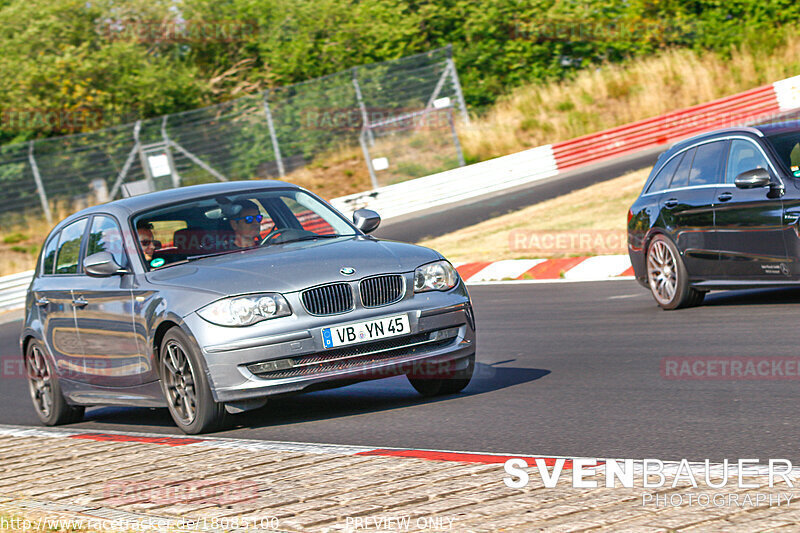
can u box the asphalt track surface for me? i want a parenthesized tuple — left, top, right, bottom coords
(373, 148, 662, 243)
(4, 280, 800, 462)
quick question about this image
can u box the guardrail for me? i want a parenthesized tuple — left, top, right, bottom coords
(332, 74, 800, 221)
(0, 270, 33, 313)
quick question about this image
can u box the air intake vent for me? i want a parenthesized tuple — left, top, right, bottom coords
(360, 275, 405, 308)
(301, 283, 353, 315)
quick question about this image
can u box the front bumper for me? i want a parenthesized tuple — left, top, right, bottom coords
(184, 289, 476, 403)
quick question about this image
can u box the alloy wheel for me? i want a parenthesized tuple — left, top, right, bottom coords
(647, 240, 678, 306)
(26, 344, 53, 418)
(162, 341, 198, 425)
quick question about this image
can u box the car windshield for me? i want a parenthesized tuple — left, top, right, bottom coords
(132, 189, 357, 270)
(764, 131, 800, 176)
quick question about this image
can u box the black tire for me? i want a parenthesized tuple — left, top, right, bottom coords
(25, 339, 84, 426)
(646, 235, 703, 310)
(159, 328, 226, 434)
(407, 354, 475, 397)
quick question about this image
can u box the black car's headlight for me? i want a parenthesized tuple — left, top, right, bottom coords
(197, 293, 292, 326)
(414, 260, 458, 292)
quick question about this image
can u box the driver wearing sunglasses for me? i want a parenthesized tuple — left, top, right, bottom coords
(228, 199, 264, 249)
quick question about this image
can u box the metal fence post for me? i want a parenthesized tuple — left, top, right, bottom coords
(352, 67, 374, 146)
(108, 120, 141, 200)
(447, 108, 466, 167)
(446, 45, 470, 126)
(27, 141, 52, 224)
(263, 89, 285, 177)
(161, 116, 181, 188)
(359, 130, 379, 189)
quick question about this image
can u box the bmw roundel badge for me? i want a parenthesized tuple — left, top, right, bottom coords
(340, 267, 356, 276)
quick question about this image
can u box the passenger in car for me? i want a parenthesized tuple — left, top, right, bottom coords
(228, 199, 264, 249)
(136, 221, 156, 261)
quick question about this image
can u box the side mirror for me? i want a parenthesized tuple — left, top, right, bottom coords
(735, 168, 771, 189)
(353, 208, 381, 234)
(84, 252, 125, 277)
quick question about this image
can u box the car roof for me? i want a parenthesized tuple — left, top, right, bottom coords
(53, 180, 302, 233)
(753, 118, 800, 137)
(667, 126, 764, 154)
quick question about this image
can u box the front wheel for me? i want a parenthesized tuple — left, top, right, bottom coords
(646, 235, 704, 310)
(159, 328, 226, 434)
(407, 354, 475, 397)
(25, 340, 84, 426)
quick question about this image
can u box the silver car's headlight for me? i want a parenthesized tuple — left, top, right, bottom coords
(414, 260, 458, 292)
(197, 293, 292, 327)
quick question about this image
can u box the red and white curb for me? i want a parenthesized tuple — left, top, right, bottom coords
(456, 255, 633, 283)
(0, 424, 788, 477)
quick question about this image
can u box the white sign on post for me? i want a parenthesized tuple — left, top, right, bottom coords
(372, 157, 389, 171)
(147, 154, 171, 178)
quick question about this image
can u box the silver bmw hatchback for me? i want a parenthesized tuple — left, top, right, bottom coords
(20, 180, 476, 434)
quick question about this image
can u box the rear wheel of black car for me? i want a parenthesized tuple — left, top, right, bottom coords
(646, 235, 704, 310)
(160, 328, 226, 434)
(25, 339, 84, 426)
(407, 354, 475, 397)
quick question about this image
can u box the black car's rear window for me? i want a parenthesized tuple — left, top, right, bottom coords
(765, 132, 800, 177)
(646, 151, 684, 194)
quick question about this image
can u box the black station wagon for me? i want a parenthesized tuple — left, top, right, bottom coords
(628, 122, 800, 309)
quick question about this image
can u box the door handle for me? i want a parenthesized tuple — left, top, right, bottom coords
(71, 297, 88, 308)
(664, 198, 679, 209)
(35, 298, 49, 307)
(717, 192, 733, 202)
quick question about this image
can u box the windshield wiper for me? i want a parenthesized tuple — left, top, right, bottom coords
(276, 234, 352, 245)
(186, 248, 250, 261)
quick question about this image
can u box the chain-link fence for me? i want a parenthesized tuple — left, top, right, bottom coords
(0, 45, 468, 226)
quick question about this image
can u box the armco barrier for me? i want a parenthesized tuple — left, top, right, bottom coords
(0, 270, 33, 313)
(332, 74, 800, 221)
(331, 144, 558, 220)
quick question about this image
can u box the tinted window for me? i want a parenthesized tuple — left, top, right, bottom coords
(669, 147, 696, 189)
(764, 132, 800, 175)
(726, 139, 771, 184)
(87, 215, 127, 268)
(647, 152, 684, 193)
(41, 232, 60, 276)
(55, 219, 87, 275)
(689, 141, 728, 186)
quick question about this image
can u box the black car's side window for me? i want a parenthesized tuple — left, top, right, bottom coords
(87, 215, 127, 268)
(54, 218, 88, 275)
(689, 141, 729, 186)
(646, 152, 685, 194)
(726, 139, 771, 184)
(40, 232, 60, 276)
(669, 147, 696, 189)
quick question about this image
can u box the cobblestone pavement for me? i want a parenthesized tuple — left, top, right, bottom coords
(1, 428, 800, 532)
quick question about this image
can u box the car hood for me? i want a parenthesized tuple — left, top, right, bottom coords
(145, 236, 442, 295)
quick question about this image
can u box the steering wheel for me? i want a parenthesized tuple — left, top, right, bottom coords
(259, 227, 314, 246)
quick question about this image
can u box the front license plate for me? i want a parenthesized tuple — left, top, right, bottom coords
(322, 314, 410, 349)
